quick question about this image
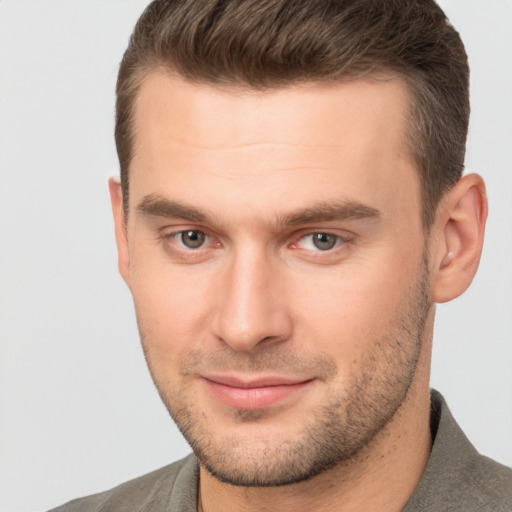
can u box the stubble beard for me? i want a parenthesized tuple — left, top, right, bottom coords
(139, 264, 431, 487)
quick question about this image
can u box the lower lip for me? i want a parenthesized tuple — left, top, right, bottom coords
(204, 379, 312, 410)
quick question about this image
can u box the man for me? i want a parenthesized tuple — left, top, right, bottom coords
(51, 0, 512, 510)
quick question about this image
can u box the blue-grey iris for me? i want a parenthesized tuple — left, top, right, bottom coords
(313, 233, 337, 250)
(181, 230, 206, 249)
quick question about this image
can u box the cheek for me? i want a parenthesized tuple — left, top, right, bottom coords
(290, 257, 419, 359)
(129, 259, 215, 358)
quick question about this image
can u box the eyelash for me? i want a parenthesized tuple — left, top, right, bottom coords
(160, 228, 353, 259)
(164, 230, 218, 253)
(291, 232, 348, 252)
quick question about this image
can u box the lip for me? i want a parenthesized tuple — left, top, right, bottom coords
(202, 374, 313, 410)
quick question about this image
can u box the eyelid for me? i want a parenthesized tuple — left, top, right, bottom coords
(290, 229, 353, 248)
(158, 224, 354, 260)
(160, 226, 220, 256)
(160, 224, 208, 238)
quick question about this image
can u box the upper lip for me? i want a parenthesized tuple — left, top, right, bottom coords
(202, 374, 313, 389)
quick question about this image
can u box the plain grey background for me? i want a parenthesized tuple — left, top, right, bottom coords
(0, 1, 511, 511)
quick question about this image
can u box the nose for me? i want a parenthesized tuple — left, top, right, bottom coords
(211, 248, 293, 352)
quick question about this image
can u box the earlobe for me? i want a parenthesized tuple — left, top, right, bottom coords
(108, 177, 131, 286)
(430, 173, 487, 303)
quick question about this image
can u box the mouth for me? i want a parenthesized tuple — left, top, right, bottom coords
(201, 374, 314, 410)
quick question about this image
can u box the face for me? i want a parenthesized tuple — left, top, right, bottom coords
(117, 73, 432, 486)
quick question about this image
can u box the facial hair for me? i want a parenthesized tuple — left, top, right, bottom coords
(139, 262, 431, 487)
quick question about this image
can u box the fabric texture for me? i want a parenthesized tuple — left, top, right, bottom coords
(49, 391, 512, 511)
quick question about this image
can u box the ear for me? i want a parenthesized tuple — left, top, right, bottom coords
(108, 177, 131, 286)
(430, 173, 488, 303)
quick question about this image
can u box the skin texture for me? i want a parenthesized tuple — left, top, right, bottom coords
(110, 73, 487, 512)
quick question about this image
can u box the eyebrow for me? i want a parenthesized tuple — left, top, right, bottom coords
(137, 194, 208, 222)
(280, 201, 381, 226)
(136, 194, 381, 227)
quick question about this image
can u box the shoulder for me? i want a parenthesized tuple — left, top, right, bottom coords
(48, 454, 198, 512)
(414, 445, 512, 511)
(455, 452, 512, 510)
(404, 391, 512, 511)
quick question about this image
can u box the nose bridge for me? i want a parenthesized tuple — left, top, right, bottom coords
(212, 242, 291, 351)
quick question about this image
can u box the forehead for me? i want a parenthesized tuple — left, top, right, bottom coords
(132, 71, 411, 149)
(128, 72, 420, 224)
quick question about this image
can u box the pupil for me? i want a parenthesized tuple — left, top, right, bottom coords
(182, 230, 205, 249)
(313, 233, 336, 250)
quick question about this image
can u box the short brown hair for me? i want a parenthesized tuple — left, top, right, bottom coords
(115, 0, 469, 228)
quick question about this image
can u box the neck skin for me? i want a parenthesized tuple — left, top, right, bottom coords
(198, 308, 434, 512)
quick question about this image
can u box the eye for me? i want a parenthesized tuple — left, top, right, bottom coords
(179, 230, 206, 249)
(297, 232, 343, 251)
(311, 233, 338, 250)
(160, 228, 220, 261)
